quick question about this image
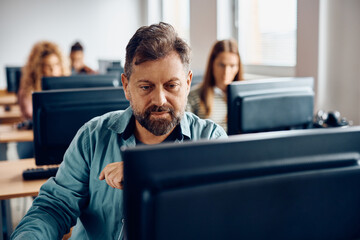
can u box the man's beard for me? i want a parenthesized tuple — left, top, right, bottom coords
(132, 104, 183, 136)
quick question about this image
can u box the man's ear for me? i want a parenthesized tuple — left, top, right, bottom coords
(121, 73, 130, 100)
(186, 70, 193, 94)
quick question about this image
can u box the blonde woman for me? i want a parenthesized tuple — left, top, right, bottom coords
(187, 39, 244, 132)
(18, 41, 70, 119)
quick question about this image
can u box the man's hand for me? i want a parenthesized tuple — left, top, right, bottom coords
(99, 162, 124, 189)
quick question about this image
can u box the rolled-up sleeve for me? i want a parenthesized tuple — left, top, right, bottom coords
(11, 124, 91, 240)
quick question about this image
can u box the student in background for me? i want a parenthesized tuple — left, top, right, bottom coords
(18, 41, 70, 119)
(70, 41, 96, 74)
(17, 41, 69, 159)
(187, 39, 244, 132)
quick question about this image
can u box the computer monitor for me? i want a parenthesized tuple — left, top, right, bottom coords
(98, 59, 122, 74)
(33, 87, 129, 165)
(6, 66, 22, 93)
(121, 126, 360, 240)
(41, 74, 121, 90)
(227, 77, 314, 135)
(107, 66, 124, 75)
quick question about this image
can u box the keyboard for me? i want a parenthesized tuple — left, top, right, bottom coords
(22, 167, 59, 180)
(17, 120, 33, 130)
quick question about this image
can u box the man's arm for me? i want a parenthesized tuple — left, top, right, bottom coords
(11, 125, 92, 239)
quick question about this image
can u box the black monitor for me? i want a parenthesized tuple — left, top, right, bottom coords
(227, 77, 314, 135)
(41, 74, 121, 90)
(6, 66, 22, 93)
(33, 87, 129, 165)
(121, 126, 360, 240)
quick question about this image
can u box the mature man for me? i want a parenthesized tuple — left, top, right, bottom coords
(11, 22, 227, 239)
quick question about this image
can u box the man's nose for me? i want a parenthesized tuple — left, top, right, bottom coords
(152, 88, 167, 106)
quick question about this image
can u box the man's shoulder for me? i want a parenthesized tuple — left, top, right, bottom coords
(182, 112, 228, 140)
(80, 108, 130, 135)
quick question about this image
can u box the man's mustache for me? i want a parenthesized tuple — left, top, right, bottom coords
(146, 105, 173, 113)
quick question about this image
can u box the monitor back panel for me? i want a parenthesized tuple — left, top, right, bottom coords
(98, 59, 121, 74)
(122, 127, 360, 240)
(41, 74, 121, 90)
(6, 66, 22, 93)
(33, 87, 129, 165)
(227, 77, 314, 135)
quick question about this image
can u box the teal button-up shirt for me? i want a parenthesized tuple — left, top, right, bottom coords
(11, 107, 227, 240)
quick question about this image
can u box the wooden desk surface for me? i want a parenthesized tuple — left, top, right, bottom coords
(0, 91, 17, 106)
(0, 159, 47, 200)
(0, 124, 33, 143)
(0, 105, 22, 124)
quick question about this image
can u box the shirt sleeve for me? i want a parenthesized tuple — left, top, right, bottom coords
(11, 124, 92, 240)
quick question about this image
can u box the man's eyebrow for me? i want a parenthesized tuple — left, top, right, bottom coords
(136, 79, 152, 84)
(167, 78, 181, 82)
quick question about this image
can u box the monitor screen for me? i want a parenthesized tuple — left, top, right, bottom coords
(227, 77, 314, 135)
(33, 87, 129, 165)
(6, 66, 22, 93)
(121, 126, 360, 240)
(41, 74, 121, 90)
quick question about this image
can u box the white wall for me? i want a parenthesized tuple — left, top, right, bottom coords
(318, 0, 360, 125)
(296, 0, 319, 109)
(0, 0, 143, 89)
(189, 0, 217, 75)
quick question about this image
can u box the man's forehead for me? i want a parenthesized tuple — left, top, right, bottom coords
(132, 51, 182, 65)
(130, 54, 187, 78)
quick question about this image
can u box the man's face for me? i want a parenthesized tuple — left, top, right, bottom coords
(122, 51, 192, 136)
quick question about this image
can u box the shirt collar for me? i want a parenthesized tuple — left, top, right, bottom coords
(214, 86, 225, 97)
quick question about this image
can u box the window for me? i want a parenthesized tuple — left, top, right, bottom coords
(236, 0, 297, 68)
(161, 0, 190, 42)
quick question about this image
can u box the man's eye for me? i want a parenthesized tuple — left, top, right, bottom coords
(166, 83, 178, 89)
(140, 86, 151, 91)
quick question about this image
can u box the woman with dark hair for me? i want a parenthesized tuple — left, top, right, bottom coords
(70, 41, 96, 74)
(187, 39, 244, 132)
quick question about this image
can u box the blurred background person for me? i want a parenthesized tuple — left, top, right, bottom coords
(17, 41, 70, 158)
(187, 39, 244, 132)
(18, 40, 70, 120)
(70, 41, 96, 74)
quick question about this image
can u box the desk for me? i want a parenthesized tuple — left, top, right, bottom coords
(0, 125, 33, 143)
(0, 159, 45, 200)
(0, 159, 46, 240)
(0, 105, 22, 124)
(0, 90, 17, 107)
